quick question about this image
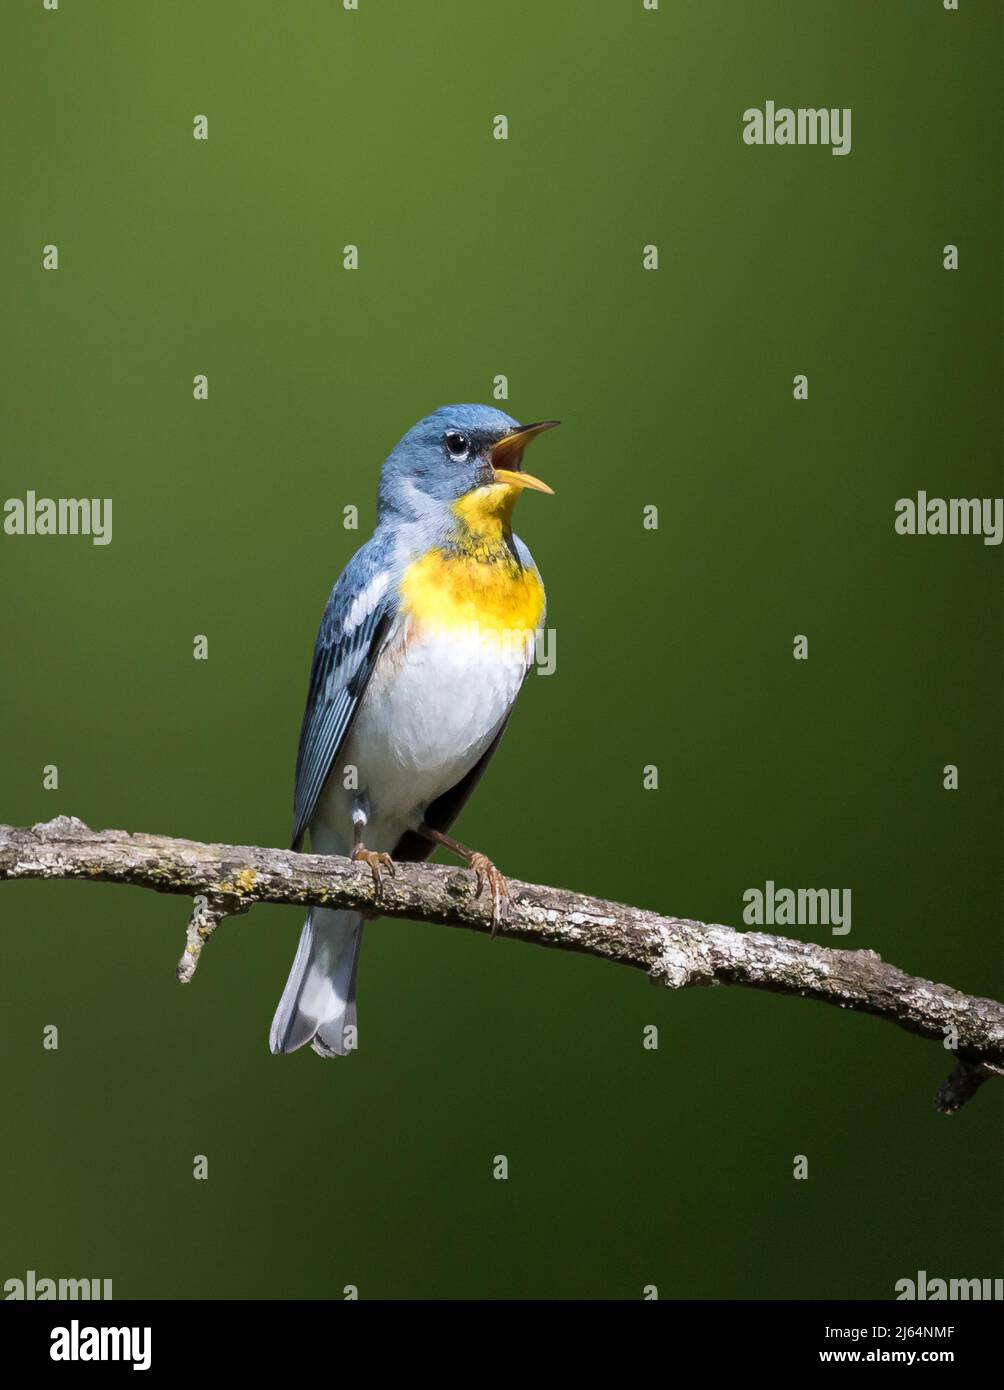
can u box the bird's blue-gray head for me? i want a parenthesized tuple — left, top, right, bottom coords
(377, 404, 558, 525)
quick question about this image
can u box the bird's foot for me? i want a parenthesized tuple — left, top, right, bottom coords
(351, 844, 395, 893)
(413, 821, 509, 937)
(469, 852, 509, 938)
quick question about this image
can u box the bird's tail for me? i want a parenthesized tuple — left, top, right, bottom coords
(269, 907, 363, 1058)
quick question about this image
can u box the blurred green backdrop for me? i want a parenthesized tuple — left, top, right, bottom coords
(1, 0, 1001, 1299)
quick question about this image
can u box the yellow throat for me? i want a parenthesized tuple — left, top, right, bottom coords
(399, 483, 545, 637)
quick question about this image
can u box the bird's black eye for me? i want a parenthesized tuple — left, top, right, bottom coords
(444, 431, 470, 461)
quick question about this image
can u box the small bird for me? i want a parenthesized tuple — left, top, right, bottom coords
(270, 404, 557, 1058)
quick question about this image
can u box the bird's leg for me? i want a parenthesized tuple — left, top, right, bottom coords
(417, 823, 509, 937)
(350, 802, 394, 892)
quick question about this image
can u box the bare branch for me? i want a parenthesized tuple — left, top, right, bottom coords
(2, 815, 1001, 1111)
(176, 894, 227, 984)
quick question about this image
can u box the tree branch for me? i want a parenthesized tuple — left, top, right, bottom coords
(2, 815, 1001, 1112)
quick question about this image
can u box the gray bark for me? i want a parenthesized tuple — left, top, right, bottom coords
(2, 815, 1000, 1112)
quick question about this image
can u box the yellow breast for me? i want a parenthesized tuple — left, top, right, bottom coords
(400, 547, 545, 638)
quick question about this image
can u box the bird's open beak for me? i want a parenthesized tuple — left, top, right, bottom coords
(490, 420, 559, 495)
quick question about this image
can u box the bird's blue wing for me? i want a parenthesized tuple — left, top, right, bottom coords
(290, 540, 396, 850)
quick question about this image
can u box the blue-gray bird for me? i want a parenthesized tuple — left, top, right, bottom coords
(270, 404, 557, 1058)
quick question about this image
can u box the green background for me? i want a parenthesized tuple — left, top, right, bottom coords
(1, 0, 1001, 1299)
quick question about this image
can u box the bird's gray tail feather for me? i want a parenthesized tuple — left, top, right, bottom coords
(269, 907, 363, 1058)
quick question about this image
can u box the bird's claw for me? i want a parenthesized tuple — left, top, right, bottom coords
(351, 845, 395, 893)
(469, 852, 509, 938)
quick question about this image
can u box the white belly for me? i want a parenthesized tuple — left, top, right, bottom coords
(313, 618, 531, 852)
